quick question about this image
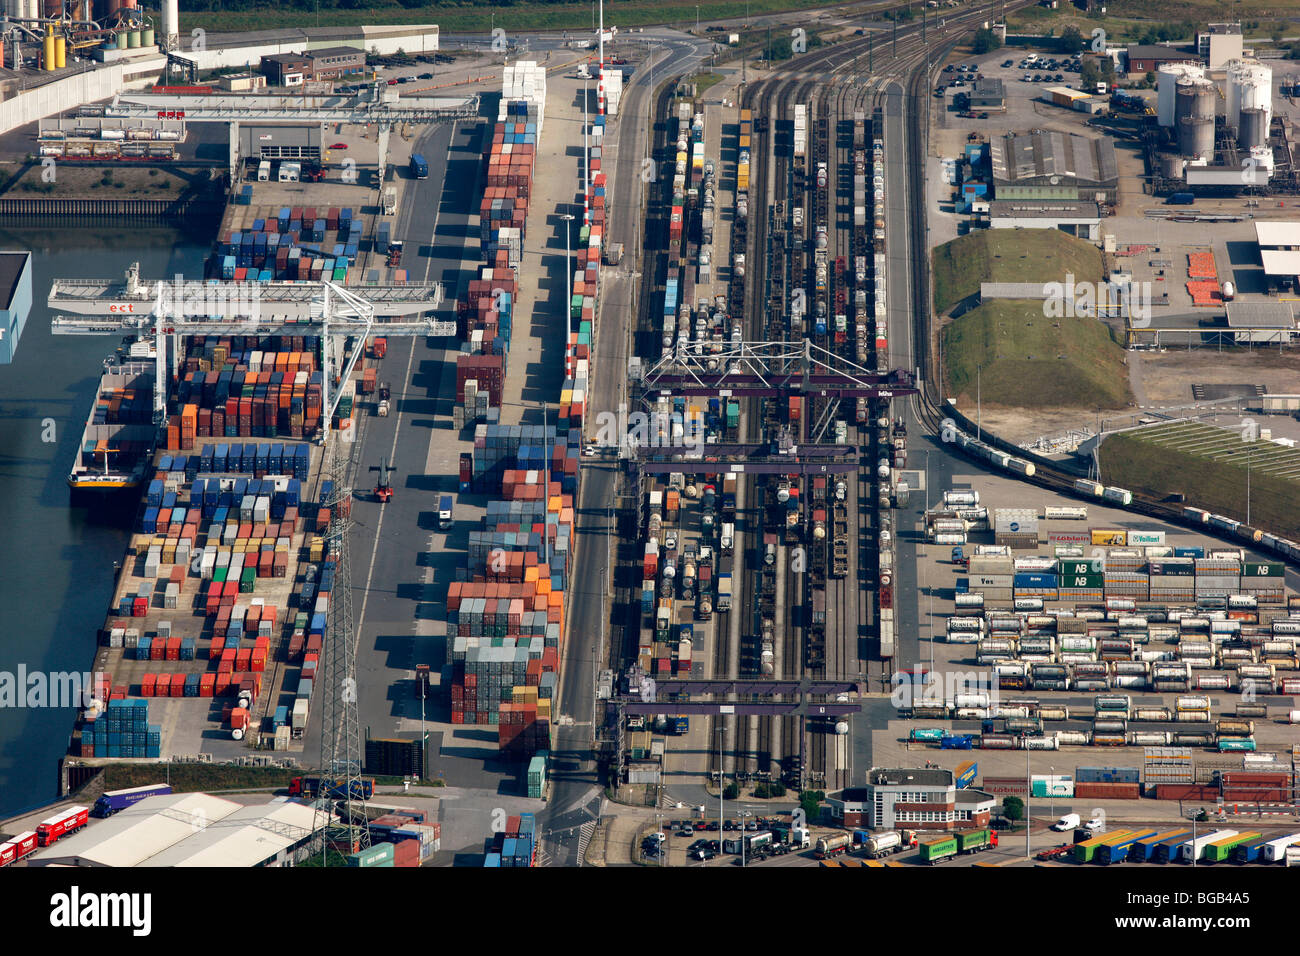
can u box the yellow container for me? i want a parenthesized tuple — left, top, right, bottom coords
(42, 32, 55, 71)
(55, 36, 66, 69)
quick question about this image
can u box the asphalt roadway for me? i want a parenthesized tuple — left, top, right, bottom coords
(541, 34, 708, 867)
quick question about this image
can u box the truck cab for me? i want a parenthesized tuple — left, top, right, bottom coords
(437, 494, 454, 531)
(951, 546, 966, 567)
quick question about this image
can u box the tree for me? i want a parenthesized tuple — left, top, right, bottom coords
(769, 782, 787, 797)
(1145, 71, 1157, 89)
(723, 782, 739, 800)
(1080, 57, 1100, 88)
(1059, 25, 1084, 53)
(1002, 796, 1025, 821)
(1273, 29, 1285, 46)
(799, 789, 825, 823)
(971, 27, 1001, 55)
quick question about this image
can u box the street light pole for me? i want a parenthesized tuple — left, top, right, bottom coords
(1025, 746, 1031, 859)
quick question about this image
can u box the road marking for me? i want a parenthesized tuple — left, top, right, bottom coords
(352, 338, 419, 674)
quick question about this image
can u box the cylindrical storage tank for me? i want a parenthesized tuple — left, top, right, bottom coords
(1178, 117, 1214, 161)
(1159, 153, 1185, 179)
(1112, 675, 1146, 690)
(1038, 706, 1069, 721)
(1249, 143, 1273, 171)
(1226, 59, 1272, 136)
(161, 0, 178, 45)
(1134, 707, 1171, 721)
(1158, 63, 1205, 127)
(1175, 78, 1215, 122)
(127, 30, 141, 48)
(1056, 730, 1092, 745)
(142, 27, 155, 47)
(54, 36, 65, 69)
(1289, 710, 1300, 724)
(1239, 107, 1267, 150)
(42, 32, 54, 71)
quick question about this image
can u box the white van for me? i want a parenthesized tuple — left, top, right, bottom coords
(1051, 813, 1080, 831)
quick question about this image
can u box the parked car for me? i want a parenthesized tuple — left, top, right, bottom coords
(1002, 59, 1014, 67)
(693, 848, 717, 861)
(978, 112, 989, 119)
(329, 142, 348, 150)
(418, 72, 433, 80)
(677, 828, 694, 837)
(387, 78, 398, 85)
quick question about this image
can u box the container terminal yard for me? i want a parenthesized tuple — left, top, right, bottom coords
(0, 0, 1298, 882)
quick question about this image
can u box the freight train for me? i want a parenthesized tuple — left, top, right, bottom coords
(948, 425, 1300, 568)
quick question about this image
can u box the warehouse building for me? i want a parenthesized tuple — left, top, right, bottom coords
(989, 130, 1119, 204)
(1198, 23, 1245, 70)
(27, 793, 321, 867)
(1254, 220, 1300, 292)
(988, 199, 1102, 240)
(826, 768, 996, 831)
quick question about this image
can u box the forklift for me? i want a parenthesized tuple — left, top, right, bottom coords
(370, 457, 396, 504)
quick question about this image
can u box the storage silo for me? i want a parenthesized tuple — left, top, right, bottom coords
(1226, 59, 1272, 144)
(1239, 107, 1268, 150)
(1158, 63, 1204, 127)
(1159, 153, 1185, 179)
(1250, 144, 1274, 172)
(160, 0, 178, 49)
(1178, 116, 1214, 161)
(41, 28, 54, 71)
(54, 34, 65, 68)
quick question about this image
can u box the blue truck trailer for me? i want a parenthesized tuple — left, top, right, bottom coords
(92, 783, 173, 817)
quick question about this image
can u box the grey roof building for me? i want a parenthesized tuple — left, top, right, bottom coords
(989, 130, 1119, 203)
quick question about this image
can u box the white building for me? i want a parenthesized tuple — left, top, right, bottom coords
(826, 768, 996, 833)
(988, 200, 1102, 241)
(28, 793, 320, 867)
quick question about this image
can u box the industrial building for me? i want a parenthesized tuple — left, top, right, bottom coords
(988, 131, 1119, 204)
(1254, 221, 1300, 293)
(238, 124, 323, 161)
(1225, 301, 1296, 344)
(218, 72, 268, 93)
(0, 250, 31, 365)
(968, 77, 1005, 112)
(988, 200, 1102, 241)
(826, 768, 996, 832)
(27, 793, 321, 867)
(1124, 44, 1197, 75)
(1198, 22, 1245, 70)
(260, 46, 365, 86)
(261, 53, 313, 87)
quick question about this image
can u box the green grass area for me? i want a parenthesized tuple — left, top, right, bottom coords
(182, 0, 868, 36)
(931, 229, 1104, 316)
(1101, 422, 1300, 539)
(941, 299, 1133, 409)
(689, 72, 725, 96)
(98, 763, 298, 793)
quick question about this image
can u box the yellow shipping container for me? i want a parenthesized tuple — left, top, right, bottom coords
(1091, 529, 1128, 546)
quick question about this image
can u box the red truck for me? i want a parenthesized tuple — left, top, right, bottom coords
(0, 830, 38, 866)
(36, 806, 89, 846)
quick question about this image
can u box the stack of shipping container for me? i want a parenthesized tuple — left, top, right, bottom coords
(210, 207, 362, 282)
(167, 335, 323, 447)
(79, 698, 159, 759)
(482, 813, 537, 867)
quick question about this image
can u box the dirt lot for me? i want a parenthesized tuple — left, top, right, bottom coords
(1130, 349, 1300, 406)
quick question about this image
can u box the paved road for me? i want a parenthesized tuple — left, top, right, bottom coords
(539, 36, 706, 868)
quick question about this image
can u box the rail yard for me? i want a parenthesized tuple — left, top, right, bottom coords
(0, 0, 1298, 895)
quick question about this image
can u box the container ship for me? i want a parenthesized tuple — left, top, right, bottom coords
(67, 351, 157, 492)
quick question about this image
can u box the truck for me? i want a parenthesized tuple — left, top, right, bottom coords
(863, 831, 905, 858)
(438, 494, 454, 531)
(670, 716, 690, 735)
(717, 572, 733, 611)
(92, 784, 173, 818)
(383, 187, 398, 215)
(604, 241, 624, 266)
(919, 827, 996, 864)
(410, 153, 429, 179)
(814, 833, 852, 859)
(36, 806, 90, 846)
(288, 776, 376, 801)
(725, 831, 774, 855)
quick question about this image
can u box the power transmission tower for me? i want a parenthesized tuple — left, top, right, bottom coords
(312, 433, 371, 863)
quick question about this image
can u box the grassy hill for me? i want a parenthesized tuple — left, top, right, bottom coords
(932, 229, 1104, 315)
(942, 300, 1133, 409)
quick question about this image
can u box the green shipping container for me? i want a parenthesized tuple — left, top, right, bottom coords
(1059, 560, 1098, 576)
(239, 567, 256, 594)
(1060, 572, 1103, 589)
(1204, 832, 1261, 863)
(213, 567, 228, 583)
(956, 828, 993, 852)
(919, 836, 957, 864)
(1243, 563, 1283, 577)
(347, 843, 395, 867)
